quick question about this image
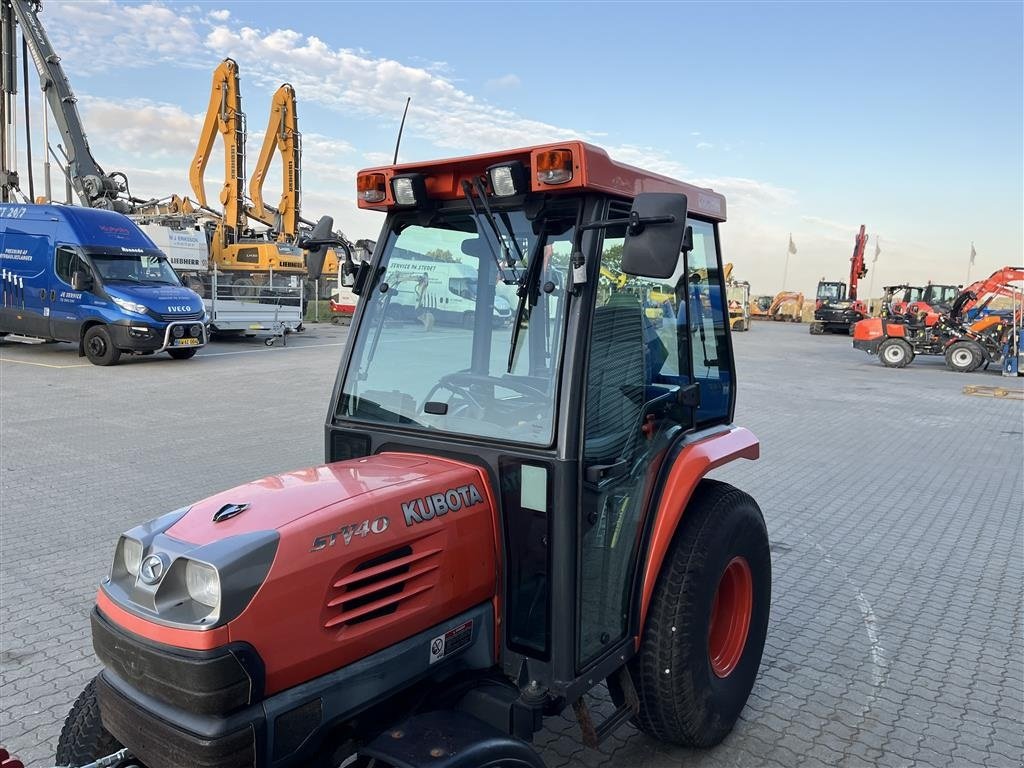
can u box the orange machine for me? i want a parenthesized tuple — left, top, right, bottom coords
(58, 142, 770, 768)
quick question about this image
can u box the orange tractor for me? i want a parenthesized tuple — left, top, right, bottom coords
(55, 142, 770, 768)
(854, 266, 1024, 371)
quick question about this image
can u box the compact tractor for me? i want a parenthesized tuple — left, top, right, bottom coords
(809, 225, 868, 335)
(853, 266, 1024, 372)
(55, 142, 771, 768)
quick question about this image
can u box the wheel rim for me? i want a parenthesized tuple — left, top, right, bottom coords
(884, 345, 905, 363)
(708, 556, 753, 678)
(87, 335, 106, 357)
(952, 348, 972, 367)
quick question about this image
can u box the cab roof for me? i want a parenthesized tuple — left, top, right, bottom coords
(356, 140, 727, 222)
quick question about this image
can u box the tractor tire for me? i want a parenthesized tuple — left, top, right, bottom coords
(231, 278, 257, 300)
(630, 480, 771, 747)
(808, 322, 824, 335)
(83, 326, 121, 366)
(878, 338, 914, 368)
(945, 340, 984, 373)
(167, 348, 198, 360)
(55, 677, 123, 767)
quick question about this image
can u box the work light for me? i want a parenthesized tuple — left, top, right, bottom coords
(391, 174, 427, 207)
(121, 537, 143, 577)
(487, 162, 527, 197)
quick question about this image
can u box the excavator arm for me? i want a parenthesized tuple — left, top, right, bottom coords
(6, 0, 128, 210)
(249, 83, 301, 241)
(191, 58, 246, 245)
(768, 291, 804, 319)
(848, 224, 868, 300)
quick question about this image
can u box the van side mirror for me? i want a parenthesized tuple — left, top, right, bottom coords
(352, 261, 372, 296)
(71, 270, 92, 291)
(621, 193, 690, 279)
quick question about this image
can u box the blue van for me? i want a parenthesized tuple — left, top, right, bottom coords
(0, 204, 207, 365)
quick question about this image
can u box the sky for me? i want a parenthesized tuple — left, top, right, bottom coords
(10, 0, 1023, 296)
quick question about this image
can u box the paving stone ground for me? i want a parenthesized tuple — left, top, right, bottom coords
(1, 321, 1021, 767)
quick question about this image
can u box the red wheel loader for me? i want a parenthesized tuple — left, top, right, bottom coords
(56, 142, 770, 768)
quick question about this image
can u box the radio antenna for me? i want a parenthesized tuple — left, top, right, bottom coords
(392, 97, 411, 165)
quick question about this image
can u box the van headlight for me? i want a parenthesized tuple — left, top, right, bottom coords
(111, 296, 148, 315)
(185, 561, 221, 609)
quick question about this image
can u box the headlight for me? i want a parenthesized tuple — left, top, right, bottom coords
(190, 324, 202, 337)
(121, 537, 143, 577)
(111, 296, 148, 314)
(185, 561, 221, 608)
(172, 325, 184, 338)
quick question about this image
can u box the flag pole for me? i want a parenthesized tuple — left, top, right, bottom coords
(866, 235, 879, 315)
(782, 233, 792, 290)
(966, 241, 975, 284)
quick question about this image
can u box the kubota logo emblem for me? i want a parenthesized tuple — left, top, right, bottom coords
(402, 484, 484, 526)
(139, 554, 165, 585)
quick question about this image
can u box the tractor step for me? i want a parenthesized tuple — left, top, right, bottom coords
(572, 667, 640, 748)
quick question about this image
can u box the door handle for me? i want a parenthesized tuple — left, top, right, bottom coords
(38, 288, 46, 301)
(50, 290, 56, 302)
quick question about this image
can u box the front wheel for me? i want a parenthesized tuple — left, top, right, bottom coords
(808, 322, 824, 335)
(55, 677, 124, 767)
(631, 480, 771, 747)
(945, 340, 984, 373)
(83, 326, 121, 366)
(167, 348, 198, 360)
(878, 338, 914, 368)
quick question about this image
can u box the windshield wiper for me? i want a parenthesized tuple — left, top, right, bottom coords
(459, 180, 520, 284)
(507, 236, 545, 373)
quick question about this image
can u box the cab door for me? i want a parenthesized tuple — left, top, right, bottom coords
(49, 245, 92, 341)
(576, 206, 734, 668)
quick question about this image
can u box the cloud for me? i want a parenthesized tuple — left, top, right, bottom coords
(77, 96, 203, 159)
(485, 74, 521, 91)
(208, 9, 231, 21)
(45, 1, 203, 75)
(696, 142, 713, 150)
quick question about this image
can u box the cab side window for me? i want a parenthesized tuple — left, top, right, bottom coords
(55, 246, 88, 286)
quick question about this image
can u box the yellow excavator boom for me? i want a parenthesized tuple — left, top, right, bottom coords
(249, 84, 301, 241)
(190, 58, 246, 241)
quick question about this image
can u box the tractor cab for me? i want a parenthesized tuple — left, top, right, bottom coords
(59, 142, 769, 768)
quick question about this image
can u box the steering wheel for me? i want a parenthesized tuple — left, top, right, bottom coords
(423, 372, 548, 413)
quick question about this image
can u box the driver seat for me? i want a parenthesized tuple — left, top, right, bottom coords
(583, 293, 647, 467)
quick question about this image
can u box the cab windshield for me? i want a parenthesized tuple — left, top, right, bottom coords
(817, 282, 845, 302)
(337, 200, 579, 445)
(90, 253, 181, 286)
(924, 285, 959, 306)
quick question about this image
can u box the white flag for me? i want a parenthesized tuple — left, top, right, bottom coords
(873, 237, 881, 264)
(969, 242, 976, 265)
(788, 234, 797, 255)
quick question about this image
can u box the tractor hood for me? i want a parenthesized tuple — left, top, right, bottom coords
(165, 453, 443, 543)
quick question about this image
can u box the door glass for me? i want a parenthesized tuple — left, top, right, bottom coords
(577, 203, 695, 665)
(685, 220, 733, 426)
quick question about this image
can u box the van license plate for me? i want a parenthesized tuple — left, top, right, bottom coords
(174, 338, 199, 346)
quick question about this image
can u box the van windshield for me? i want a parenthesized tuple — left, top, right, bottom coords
(337, 201, 579, 446)
(90, 253, 181, 286)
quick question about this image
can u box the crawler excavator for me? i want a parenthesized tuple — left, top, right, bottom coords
(809, 225, 869, 335)
(190, 59, 307, 299)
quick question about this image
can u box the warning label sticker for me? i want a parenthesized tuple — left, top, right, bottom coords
(428, 619, 473, 665)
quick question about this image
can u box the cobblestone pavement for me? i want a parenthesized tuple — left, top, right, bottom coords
(1, 322, 1021, 767)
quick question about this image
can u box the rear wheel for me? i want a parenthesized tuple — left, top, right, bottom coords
(231, 278, 257, 299)
(945, 340, 984, 372)
(167, 348, 198, 360)
(878, 338, 913, 368)
(808, 322, 824, 335)
(83, 326, 121, 366)
(55, 677, 124, 767)
(631, 480, 770, 747)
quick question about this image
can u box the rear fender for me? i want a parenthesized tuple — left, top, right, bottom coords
(636, 427, 759, 636)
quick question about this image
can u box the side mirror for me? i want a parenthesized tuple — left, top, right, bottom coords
(71, 270, 92, 291)
(300, 215, 336, 281)
(352, 261, 372, 296)
(621, 193, 690, 279)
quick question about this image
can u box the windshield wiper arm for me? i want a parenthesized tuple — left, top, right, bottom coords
(507, 237, 545, 373)
(460, 180, 518, 283)
(471, 177, 524, 279)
